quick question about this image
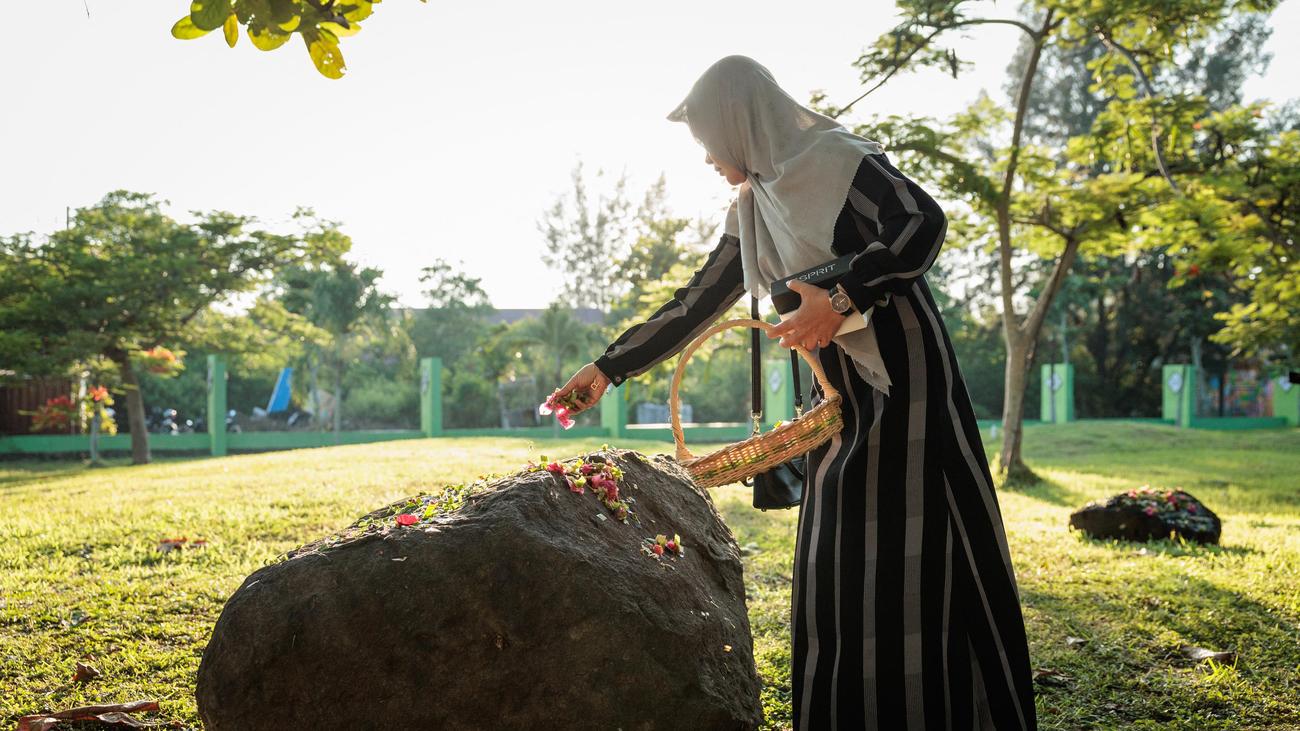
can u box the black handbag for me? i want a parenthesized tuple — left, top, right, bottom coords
(742, 295, 809, 511)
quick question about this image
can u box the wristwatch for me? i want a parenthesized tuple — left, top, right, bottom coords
(828, 283, 854, 315)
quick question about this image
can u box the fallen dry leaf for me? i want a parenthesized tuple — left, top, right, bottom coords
(158, 537, 207, 553)
(1032, 668, 1073, 687)
(71, 661, 100, 683)
(1181, 645, 1237, 664)
(17, 700, 159, 731)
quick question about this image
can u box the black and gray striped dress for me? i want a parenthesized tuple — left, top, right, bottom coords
(594, 152, 1036, 730)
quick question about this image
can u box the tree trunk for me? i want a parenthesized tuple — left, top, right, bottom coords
(89, 406, 102, 466)
(998, 338, 1034, 482)
(114, 354, 151, 465)
(311, 357, 321, 432)
(996, 236, 1081, 482)
(333, 342, 343, 440)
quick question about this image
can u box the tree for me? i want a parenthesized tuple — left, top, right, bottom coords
(272, 212, 392, 433)
(170, 0, 424, 79)
(834, 0, 1281, 480)
(276, 257, 392, 434)
(538, 163, 635, 313)
(1003, 14, 1273, 417)
(405, 258, 494, 372)
(1189, 105, 1300, 364)
(0, 191, 305, 464)
(493, 304, 605, 435)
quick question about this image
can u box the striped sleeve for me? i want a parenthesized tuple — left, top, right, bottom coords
(833, 153, 948, 313)
(593, 233, 746, 386)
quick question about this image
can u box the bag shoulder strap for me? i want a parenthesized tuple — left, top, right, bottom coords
(750, 295, 806, 429)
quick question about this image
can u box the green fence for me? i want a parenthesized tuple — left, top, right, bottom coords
(4, 356, 1294, 458)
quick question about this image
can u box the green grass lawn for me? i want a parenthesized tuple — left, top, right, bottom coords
(2, 423, 1299, 729)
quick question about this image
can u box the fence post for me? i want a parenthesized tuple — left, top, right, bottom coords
(1272, 372, 1299, 427)
(763, 357, 795, 427)
(1039, 363, 1075, 424)
(600, 384, 626, 441)
(1161, 364, 1196, 428)
(207, 355, 227, 456)
(420, 357, 443, 437)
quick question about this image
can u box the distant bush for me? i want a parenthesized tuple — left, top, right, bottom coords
(444, 370, 499, 429)
(344, 378, 418, 429)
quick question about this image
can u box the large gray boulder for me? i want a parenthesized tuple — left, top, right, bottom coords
(196, 448, 762, 730)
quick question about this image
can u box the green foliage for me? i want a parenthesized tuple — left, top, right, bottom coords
(494, 303, 606, 390)
(0, 191, 302, 375)
(171, 0, 425, 79)
(404, 259, 495, 372)
(343, 377, 418, 428)
(607, 255, 751, 413)
(270, 213, 399, 430)
(442, 368, 498, 429)
(837, 0, 1285, 472)
(1185, 108, 1300, 362)
(538, 163, 635, 313)
(0, 191, 314, 462)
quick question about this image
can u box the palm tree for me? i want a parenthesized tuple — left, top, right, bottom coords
(496, 303, 605, 435)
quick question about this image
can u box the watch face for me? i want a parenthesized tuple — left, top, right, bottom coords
(830, 290, 851, 313)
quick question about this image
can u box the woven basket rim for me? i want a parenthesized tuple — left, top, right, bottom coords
(681, 394, 842, 470)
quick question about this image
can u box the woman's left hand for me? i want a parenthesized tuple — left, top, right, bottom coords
(767, 279, 849, 351)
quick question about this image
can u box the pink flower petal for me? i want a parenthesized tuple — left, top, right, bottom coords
(395, 513, 418, 526)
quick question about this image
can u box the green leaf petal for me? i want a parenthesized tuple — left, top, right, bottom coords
(171, 16, 211, 40)
(190, 0, 232, 32)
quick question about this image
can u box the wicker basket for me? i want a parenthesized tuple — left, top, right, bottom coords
(669, 318, 844, 488)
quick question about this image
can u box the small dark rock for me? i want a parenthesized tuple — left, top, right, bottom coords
(196, 449, 762, 730)
(1069, 487, 1221, 544)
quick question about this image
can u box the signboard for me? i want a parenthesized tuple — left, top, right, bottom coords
(1167, 371, 1184, 393)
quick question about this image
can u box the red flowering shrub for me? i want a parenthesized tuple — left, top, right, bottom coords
(137, 346, 185, 377)
(29, 395, 76, 433)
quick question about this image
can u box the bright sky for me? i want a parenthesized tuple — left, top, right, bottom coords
(3, 1, 1297, 308)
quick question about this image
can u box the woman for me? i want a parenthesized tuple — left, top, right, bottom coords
(554, 55, 1035, 730)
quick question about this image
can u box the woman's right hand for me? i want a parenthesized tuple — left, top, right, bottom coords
(554, 362, 612, 415)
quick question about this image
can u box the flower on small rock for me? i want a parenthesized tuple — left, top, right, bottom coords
(395, 513, 419, 526)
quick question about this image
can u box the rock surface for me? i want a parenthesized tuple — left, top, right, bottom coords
(196, 449, 762, 730)
(1069, 487, 1222, 544)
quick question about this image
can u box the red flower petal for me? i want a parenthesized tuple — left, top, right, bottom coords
(395, 514, 418, 526)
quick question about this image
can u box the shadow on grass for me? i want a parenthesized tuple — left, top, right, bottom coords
(0, 463, 94, 492)
(1024, 572, 1300, 729)
(997, 471, 1091, 508)
(1073, 534, 1260, 559)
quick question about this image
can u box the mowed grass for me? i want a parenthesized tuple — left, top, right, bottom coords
(2, 423, 1299, 729)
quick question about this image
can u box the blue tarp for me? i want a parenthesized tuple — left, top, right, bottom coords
(267, 367, 293, 413)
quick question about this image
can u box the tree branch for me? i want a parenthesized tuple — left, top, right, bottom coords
(1094, 26, 1182, 194)
(1021, 236, 1082, 340)
(835, 16, 1041, 119)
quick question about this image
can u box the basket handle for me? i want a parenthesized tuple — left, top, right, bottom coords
(669, 318, 841, 462)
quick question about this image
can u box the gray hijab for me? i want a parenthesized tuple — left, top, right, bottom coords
(668, 55, 892, 394)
